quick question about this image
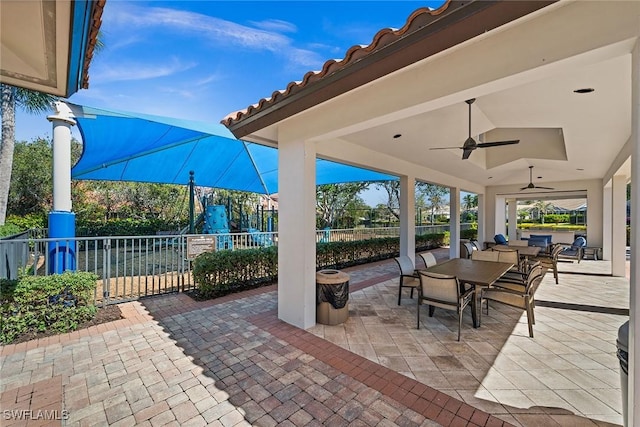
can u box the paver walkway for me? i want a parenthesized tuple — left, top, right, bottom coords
(0, 248, 628, 426)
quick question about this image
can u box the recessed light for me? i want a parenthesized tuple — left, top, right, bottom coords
(393, 134, 402, 139)
(576, 168, 584, 171)
(488, 176, 493, 179)
(537, 176, 542, 179)
(573, 88, 595, 94)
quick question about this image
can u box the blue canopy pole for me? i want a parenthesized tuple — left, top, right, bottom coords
(47, 102, 77, 274)
(188, 171, 195, 234)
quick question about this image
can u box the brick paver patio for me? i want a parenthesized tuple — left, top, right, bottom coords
(0, 248, 628, 426)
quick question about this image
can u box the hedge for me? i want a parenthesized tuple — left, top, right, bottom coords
(77, 218, 183, 237)
(0, 272, 98, 344)
(193, 233, 445, 299)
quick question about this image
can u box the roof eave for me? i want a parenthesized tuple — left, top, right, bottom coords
(223, 0, 557, 139)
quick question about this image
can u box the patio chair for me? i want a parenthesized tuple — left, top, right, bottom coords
(471, 250, 500, 262)
(417, 271, 474, 341)
(394, 256, 419, 306)
(480, 265, 544, 338)
(418, 252, 437, 268)
(533, 243, 563, 284)
(460, 241, 477, 259)
(558, 237, 587, 263)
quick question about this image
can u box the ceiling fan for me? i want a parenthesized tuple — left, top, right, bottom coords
(521, 166, 554, 190)
(430, 98, 520, 159)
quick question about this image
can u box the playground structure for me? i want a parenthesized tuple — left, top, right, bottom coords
(191, 195, 275, 249)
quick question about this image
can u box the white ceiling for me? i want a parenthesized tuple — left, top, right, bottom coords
(245, 1, 637, 195)
(0, 1, 74, 97)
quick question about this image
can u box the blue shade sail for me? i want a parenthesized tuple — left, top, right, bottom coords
(70, 104, 395, 194)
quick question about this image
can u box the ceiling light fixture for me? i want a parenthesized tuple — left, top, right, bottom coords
(573, 88, 595, 94)
(393, 134, 402, 139)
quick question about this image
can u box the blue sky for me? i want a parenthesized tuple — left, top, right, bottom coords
(15, 1, 446, 206)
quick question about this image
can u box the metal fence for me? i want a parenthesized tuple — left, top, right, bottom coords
(0, 224, 458, 305)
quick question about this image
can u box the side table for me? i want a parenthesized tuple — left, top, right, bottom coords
(583, 247, 601, 261)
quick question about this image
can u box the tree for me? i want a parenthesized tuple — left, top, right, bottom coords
(533, 200, 554, 224)
(462, 193, 478, 211)
(418, 183, 449, 224)
(316, 183, 369, 228)
(375, 181, 401, 220)
(375, 180, 450, 224)
(8, 138, 53, 217)
(0, 86, 57, 224)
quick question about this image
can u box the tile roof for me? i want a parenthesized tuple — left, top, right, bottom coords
(221, 1, 556, 138)
(221, 0, 453, 129)
(82, 0, 107, 90)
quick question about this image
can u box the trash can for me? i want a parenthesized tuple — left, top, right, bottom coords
(316, 269, 349, 325)
(617, 320, 629, 427)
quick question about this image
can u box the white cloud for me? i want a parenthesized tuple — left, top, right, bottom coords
(107, 4, 320, 68)
(92, 57, 197, 82)
(249, 19, 297, 33)
(195, 73, 224, 86)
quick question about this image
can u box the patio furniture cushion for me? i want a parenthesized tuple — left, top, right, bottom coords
(494, 234, 507, 245)
(528, 234, 552, 248)
(558, 237, 587, 263)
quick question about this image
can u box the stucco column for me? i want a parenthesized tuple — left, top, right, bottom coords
(48, 102, 76, 212)
(628, 36, 640, 427)
(47, 102, 77, 274)
(277, 137, 317, 329)
(494, 197, 507, 238)
(602, 184, 612, 261)
(507, 198, 518, 240)
(612, 175, 627, 277)
(399, 176, 415, 262)
(586, 179, 604, 249)
(449, 187, 460, 259)
(476, 193, 485, 245)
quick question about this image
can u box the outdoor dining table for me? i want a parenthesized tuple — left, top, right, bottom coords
(495, 244, 541, 260)
(422, 258, 513, 328)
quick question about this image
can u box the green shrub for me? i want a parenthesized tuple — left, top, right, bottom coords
(5, 213, 47, 231)
(542, 214, 570, 224)
(460, 228, 477, 240)
(0, 224, 22, 238)
(192, 233, 445, 299)
(518, 223, 586, 232)
(77, 218, 183, 236)
(193, 246, 277, 298)
(0, 272, 98, 344)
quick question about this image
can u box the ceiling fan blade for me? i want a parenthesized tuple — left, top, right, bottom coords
(429, 146, 462, 150)
(535, 186, 555, 190)
(519, 186, 529, 191)
(462, 149, 473, 160)
(476, 140, 520, 148)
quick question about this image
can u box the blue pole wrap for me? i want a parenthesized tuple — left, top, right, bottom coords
(48, 211, 77, 274)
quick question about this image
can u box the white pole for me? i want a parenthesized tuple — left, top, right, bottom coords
(47, 102, 76, 212)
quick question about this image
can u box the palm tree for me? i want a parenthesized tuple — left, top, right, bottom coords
(462, 194, 475, 211)
(533, 200, 554, 224)
(0, 85, 57, 224)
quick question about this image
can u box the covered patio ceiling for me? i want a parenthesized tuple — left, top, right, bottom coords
(223, 0, 636, 196)
(0, 0, 104, 97)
